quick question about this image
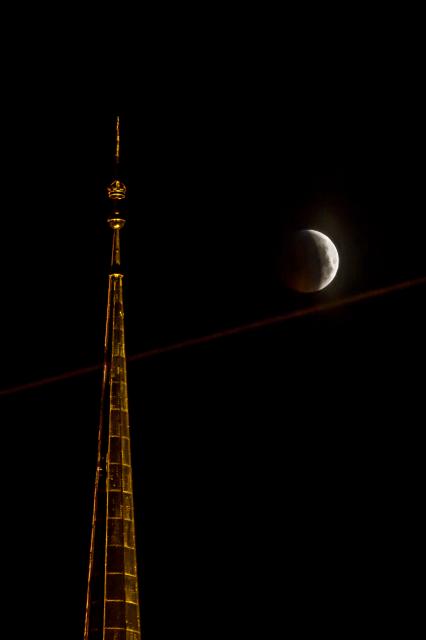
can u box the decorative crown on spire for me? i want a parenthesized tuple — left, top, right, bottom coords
(107, 179, 127, 200)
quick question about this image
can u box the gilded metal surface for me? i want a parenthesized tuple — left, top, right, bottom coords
(109, 228, 123, 267)
(108, 217, 126, 230)
(85, 272, 141, 640)
(107, 180, 127, 201)
(84, 118, 141, 639)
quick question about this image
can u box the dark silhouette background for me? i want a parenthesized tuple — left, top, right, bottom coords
(1, 23, 424, 638)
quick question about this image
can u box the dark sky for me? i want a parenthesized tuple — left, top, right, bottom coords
(1, 27, 425, 638)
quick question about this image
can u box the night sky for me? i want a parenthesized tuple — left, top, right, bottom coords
(1, 28, 425, 638)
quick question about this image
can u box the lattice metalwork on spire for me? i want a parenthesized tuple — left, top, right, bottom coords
(84, 118, 141, 640)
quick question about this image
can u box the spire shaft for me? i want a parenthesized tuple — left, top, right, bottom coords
(85, 119, 141, 639)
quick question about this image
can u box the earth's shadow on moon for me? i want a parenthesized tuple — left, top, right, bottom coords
(279, 229, 339, 293)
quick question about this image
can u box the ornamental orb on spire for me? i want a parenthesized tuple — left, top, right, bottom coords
(107, 179, 127, 201)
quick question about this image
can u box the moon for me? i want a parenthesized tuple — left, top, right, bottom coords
(282, 229, 339, 293)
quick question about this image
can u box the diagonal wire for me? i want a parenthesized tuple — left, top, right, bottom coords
(1, 275, 425, 398)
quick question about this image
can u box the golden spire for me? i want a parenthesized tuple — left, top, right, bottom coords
(84, 118, 141, 639)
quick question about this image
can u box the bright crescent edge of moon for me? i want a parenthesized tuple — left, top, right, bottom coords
(306, 229, 339, 290)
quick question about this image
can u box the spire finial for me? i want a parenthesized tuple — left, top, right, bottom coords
(115, 115, 120, 164)
(107, 117, 126, 268)
(107, 116, 127, 202)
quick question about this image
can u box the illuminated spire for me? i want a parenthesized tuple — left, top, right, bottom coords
(84, 118, 141, 640)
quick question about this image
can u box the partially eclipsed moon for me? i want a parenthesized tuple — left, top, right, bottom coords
(282, 229, 339, 293)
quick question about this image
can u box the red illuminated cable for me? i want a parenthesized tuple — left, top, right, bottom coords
(1, 275, 425, 397)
